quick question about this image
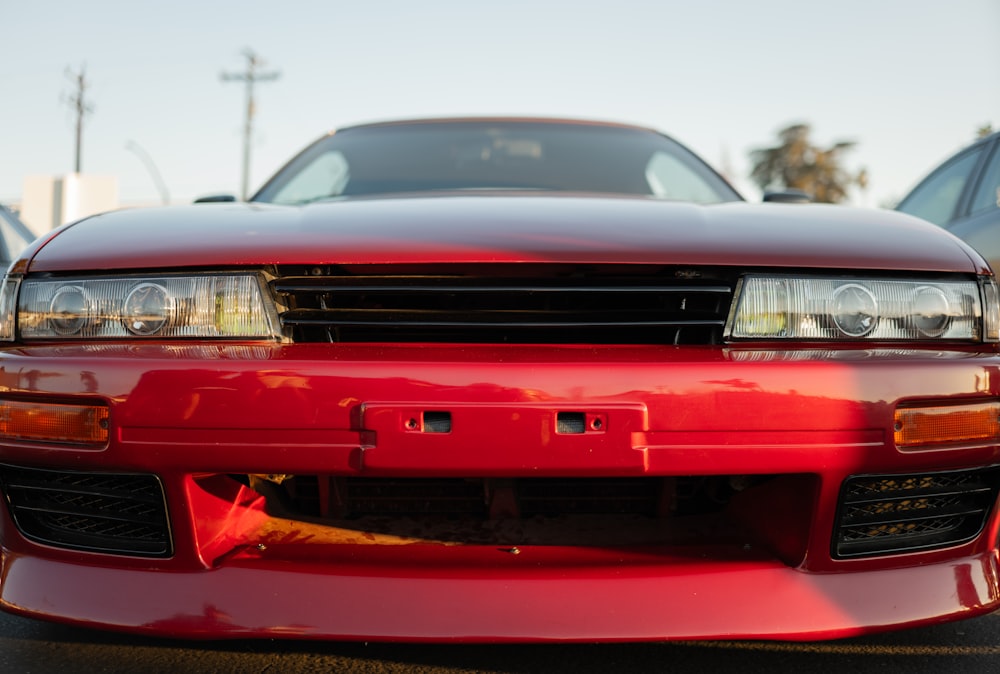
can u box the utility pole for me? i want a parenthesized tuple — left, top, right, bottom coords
(221, 49, 280, 201)
(64, 65, 93, 174)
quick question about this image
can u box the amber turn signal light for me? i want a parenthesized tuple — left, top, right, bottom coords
(0, 400, 109, 446)
(894, 401, 1000, 450)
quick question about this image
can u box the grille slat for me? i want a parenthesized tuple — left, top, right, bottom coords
(283, 314, 725, 329)
(0, 465, 172, 557)
(272, 268, 735, 344)
(834, 468, 1000, 558)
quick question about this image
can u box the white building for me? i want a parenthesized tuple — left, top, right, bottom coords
(19, 174, 119, 236)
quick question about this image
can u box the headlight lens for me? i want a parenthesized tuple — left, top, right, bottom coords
(727, 275, 987, 341)
(17, 274, 279, 339)
(122, 283, 172, 336)
(49, 285, 91, 335)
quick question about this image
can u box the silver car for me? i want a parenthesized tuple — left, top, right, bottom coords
(0, 205, 36, 267)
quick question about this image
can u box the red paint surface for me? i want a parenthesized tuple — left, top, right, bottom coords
(2, 547, 998, 642)
(23, 196, 989, 274)
(1, 343, 1000, 639)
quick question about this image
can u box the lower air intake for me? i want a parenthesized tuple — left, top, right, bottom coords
(0, 465, 172, 558)
(833, 468, 1000, 558)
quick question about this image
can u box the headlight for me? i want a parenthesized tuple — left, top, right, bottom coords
(726, 275, 991, 341)
(16, 274, 280, 339)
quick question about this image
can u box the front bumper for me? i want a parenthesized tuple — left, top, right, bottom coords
(3, 546, 998, 642)
(1, 342, 1000, 641)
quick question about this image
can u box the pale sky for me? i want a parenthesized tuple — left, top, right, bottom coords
(2, 0, 998, 209)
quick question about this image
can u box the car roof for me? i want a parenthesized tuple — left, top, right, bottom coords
(333, 116, 662, 135)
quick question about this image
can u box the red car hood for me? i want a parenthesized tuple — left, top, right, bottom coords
(23, 193, 987, 274)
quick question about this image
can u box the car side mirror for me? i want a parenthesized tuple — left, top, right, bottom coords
(193, 194, 238, 204)
(763, 189, 812, 204)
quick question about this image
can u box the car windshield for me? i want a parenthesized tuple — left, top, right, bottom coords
(252, 120, 742, 205)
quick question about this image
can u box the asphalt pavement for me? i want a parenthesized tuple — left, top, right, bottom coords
(3, 609, 1000, 673)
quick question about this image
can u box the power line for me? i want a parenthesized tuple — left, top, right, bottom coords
(221, 49, 280, 201)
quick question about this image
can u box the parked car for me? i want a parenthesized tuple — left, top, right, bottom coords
(0, 204, 37, 267)
(2, 118, 1000, 642)
(897, 130, 1000, 271)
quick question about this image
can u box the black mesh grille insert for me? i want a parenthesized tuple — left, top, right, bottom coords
(342, 478, 487, 517)
(272, 266, 735, 344)
(252, 474, 811, 550)
(833, 468, 1000, 558)
(298, 476, 669, 520)
(0, 465, 172, 557)
(517, 478, 661, 516)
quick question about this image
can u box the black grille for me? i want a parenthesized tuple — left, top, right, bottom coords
(271, 266, 735, 344)
(833, 468, 1000, 558)
(517, 478, 661, 516)
(256, 474, 808, 549)
(293, 476, 668, 519)
(342, 478, 487, 517)
(0, 465, 172, 557)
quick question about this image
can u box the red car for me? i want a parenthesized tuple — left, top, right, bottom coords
(1, 118, 999, 642)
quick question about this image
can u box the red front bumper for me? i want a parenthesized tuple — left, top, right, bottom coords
(3, 546, 998, 642)
(1, 342, 999, 641)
